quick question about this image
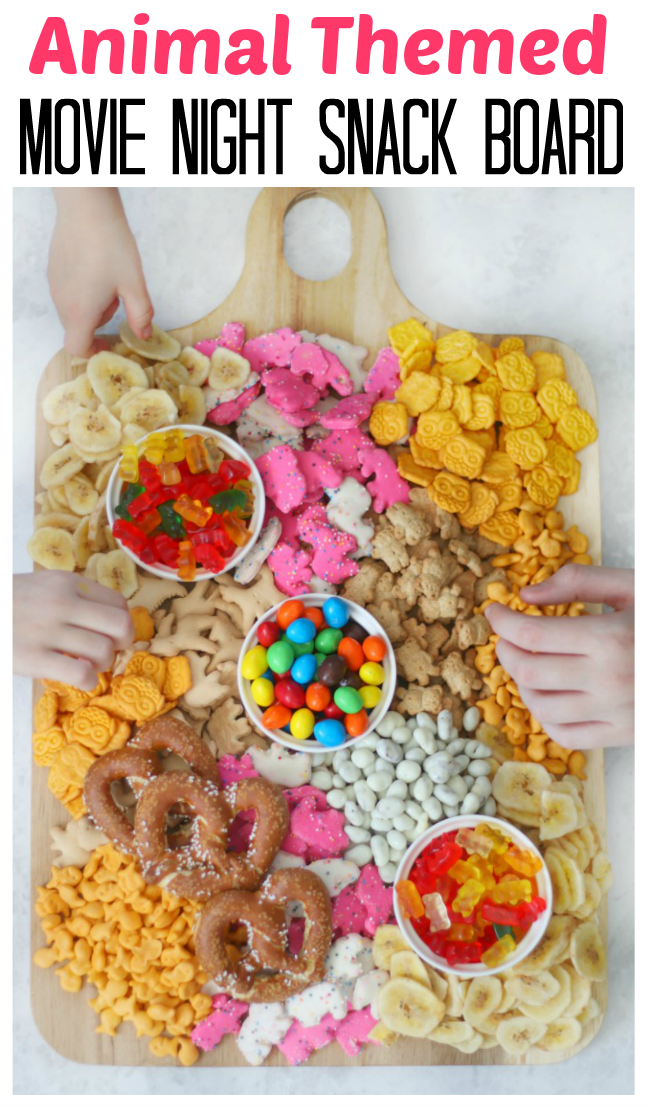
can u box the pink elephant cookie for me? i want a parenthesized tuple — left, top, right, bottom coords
(320, 394, 374, 430)
(363, 347, 401, 402)
(332, 885, 368, 937)
(289, 341, 329, 384)
(359, 447, 411, 513)
(191, 994, 249, 1051)
(280, 831, 310, 858)
(283, 785, 329, 810)
(298, 505, 358, 585)
(264, 368, 321, 414)
(278, 1017, 336, 1066)
(282, 409, 321, 428)
(206, 380, 261, 425)
(290, 794, 349, 857)
(217, 321, 246, 352)
(218, 753, 258, 786)
(243, 327, 302, 373)
(256, 445, 307, 514)
(354, 864, 395, 936)
(312, 428, 374, 473)
(332, 1006, 379, 1056)
(296, 451, 343, 500)
(268, 541, 313, 596)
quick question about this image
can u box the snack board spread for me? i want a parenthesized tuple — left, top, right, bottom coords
(31, 317, 608, 1066)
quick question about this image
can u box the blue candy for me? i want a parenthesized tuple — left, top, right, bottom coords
(286, 617, 317, 644)
(322, 596, 348, 629)
(291, 653, 318, 685)
(314, 719, 347, 747)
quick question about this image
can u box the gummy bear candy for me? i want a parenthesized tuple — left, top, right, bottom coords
(454, 827, 494, 859)
(492, 878, 532, 905)
(481, 934, 516, 968)
(452, 878, 485, 918)
(422, 891, 450, 932)
(396, 879, 424, 920)
(504, 845, 542, 878)
(118, 444, 139, 484)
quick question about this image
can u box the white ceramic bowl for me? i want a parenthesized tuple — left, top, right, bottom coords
(393, 815, 553, 979)
(106, 424, 265, 580)
(237, 593, 397, 752)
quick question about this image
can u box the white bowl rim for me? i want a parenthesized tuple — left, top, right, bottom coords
(393, 814, 553, 978)
(106, 424, 265, 580)
(237, 592, 397, 752)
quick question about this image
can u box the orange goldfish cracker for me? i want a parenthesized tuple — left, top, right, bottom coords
(369, 401, 409, 445)
(124, 652, 167, 692)
(397, 453, 434, 487)
(130, 607, 155, 642)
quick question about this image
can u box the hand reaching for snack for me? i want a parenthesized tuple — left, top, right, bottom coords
(485, 564, 634, 750)
(48, 188, 154, 357)
(13, 571, 134, 690)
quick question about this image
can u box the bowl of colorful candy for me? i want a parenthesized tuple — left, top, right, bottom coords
(393, 815, 553, 978)
(237, 594, 397, 752)
(106, 425, 265, 581)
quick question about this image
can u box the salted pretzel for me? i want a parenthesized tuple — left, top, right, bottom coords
(83, 717, 222, 854)
(134, 774, 290, 902)
(195, 868, 333, 1002)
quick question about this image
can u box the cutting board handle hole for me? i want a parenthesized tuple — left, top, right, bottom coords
(282, 196, 352, 281)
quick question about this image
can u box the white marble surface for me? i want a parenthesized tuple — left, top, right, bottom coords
(13, 187, 634, 1094)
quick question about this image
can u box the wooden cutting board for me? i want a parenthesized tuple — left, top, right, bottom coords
(30, 186, 606, 1067)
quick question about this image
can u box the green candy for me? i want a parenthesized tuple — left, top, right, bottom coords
(315, 628, 343, 654)
(209, 488, 247, 513)
(493, 924, 517, 941)
(314, 652, 326, 667)
(157, 499, 186, 540)
(266, 640, 295, 675)
(115, 482, 145, 521)
(334, 687, 363, 714)
(291, 640, 315, 656)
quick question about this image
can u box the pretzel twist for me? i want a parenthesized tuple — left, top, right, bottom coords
(195, 869, 333, 1002)
(83, 746, 160, 854)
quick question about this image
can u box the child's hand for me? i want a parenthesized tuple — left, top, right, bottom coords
(48, 188, 154, 357)
(13, 572, 134, 690)
(484, 565, 634, 750)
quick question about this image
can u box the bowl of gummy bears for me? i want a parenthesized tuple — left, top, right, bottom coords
(393, 815, 553, 978)
(106, 425, 265, 581)
(238, 594, 397, 752)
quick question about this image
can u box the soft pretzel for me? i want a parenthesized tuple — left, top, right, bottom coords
(83, 746, 160, 854)
(134, 774, 289, 902)
(129, 715, 221, 793)
(195, 868, 333, 1002)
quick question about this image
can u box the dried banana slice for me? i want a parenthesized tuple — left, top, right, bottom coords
(110, 386, 147, 420)
(72, 517, 92, 569)
(377, 977, 445, 1037)
(496, 1015, 545, 1056)
(95, 550, 139, 598)
(505, 970, 561, 1007)
(563, 965, 593, 1019)
(154, 360, 189, 392)
(570, 920, 607, 981)
(42, 374, 96, 426)
(119, 321, 180, 362)
(64, 473, 100, 516)
(492, 761, 552, 815)
(119, 388, 178, 432)
(179, 346, 210, 387)
(463, 976, 503, 1030)
(49, 427, 70, 447)
(591, 850, 613, 892)
(208, 347, 251, 392)
(34, 511, 80, 533)
(40, 444, 85, 489)
(538, 1016, 582, 1051)
(87, 351, 149, 406)
(372, 925, 412, 970)
(512, 916, 576, 975)
(175, 384, 207, 425)
(428, 1019, 475, 1045)
(28, 526, 75, 571)
(539, 789, 579, 840)
(69, 405, 122, 455)
(389, 950, 432, 989)
(518, 965, 572, 1023)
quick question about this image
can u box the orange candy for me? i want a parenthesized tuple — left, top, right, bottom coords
(277, 600, 305, 630)
(261, 703, 292, 729)
(337, 637, 364, 672)
(362, 635, 387, 662)
(306, 683, 331, 712)
(303, 607, 325, 631)
(345, 709, 368, 737)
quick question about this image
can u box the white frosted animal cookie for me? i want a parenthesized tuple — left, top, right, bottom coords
(233, 517, 282, 584)
(236, 1003, 293, 1066)
(352, 968, 390, 1013)
(306, 858, 360, 898)
(269, 850, 307, 871)
(285, 981, 348, 1027)
(326, 477, 374, 548)
(249, 743, 312, 786)
(316, 334, 368, 392)
(325, 934, 375, 982)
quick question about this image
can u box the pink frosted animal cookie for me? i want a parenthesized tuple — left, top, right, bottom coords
(206, 379, 261, 425)
(283, 785, 329, 810)
(191, 994, 249, 1052)
(256, 445, 307, 514)
(320, 394, 373, 430)
(296, 451, 343, 500)
(289, 342, 353, 396)
(268, 541, 313, 596)
(282, 408, 321, 429)
(312, 427, 374, 474)
(264, 368, 321, 415)
(217, 321, 246, 352)
(298, 505, 358, 585)
(363, 347, 401, 402)
(278, 1016, 336, 1066)
(359, 447, 410, 513)
(290, 794, 349, 857)
(194, 338, 219, 359)
(333, 1006, 379, 1056)
(280, 830, 310, 858)
(354, 864, 395, 935)
(218, 753, 259, 785)
(325, 477, 374, 549)
(332, 885, 368, 937)
(243, 327, 302, 373)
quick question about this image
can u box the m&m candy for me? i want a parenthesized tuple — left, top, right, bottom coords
(240, 596, 391, 746)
